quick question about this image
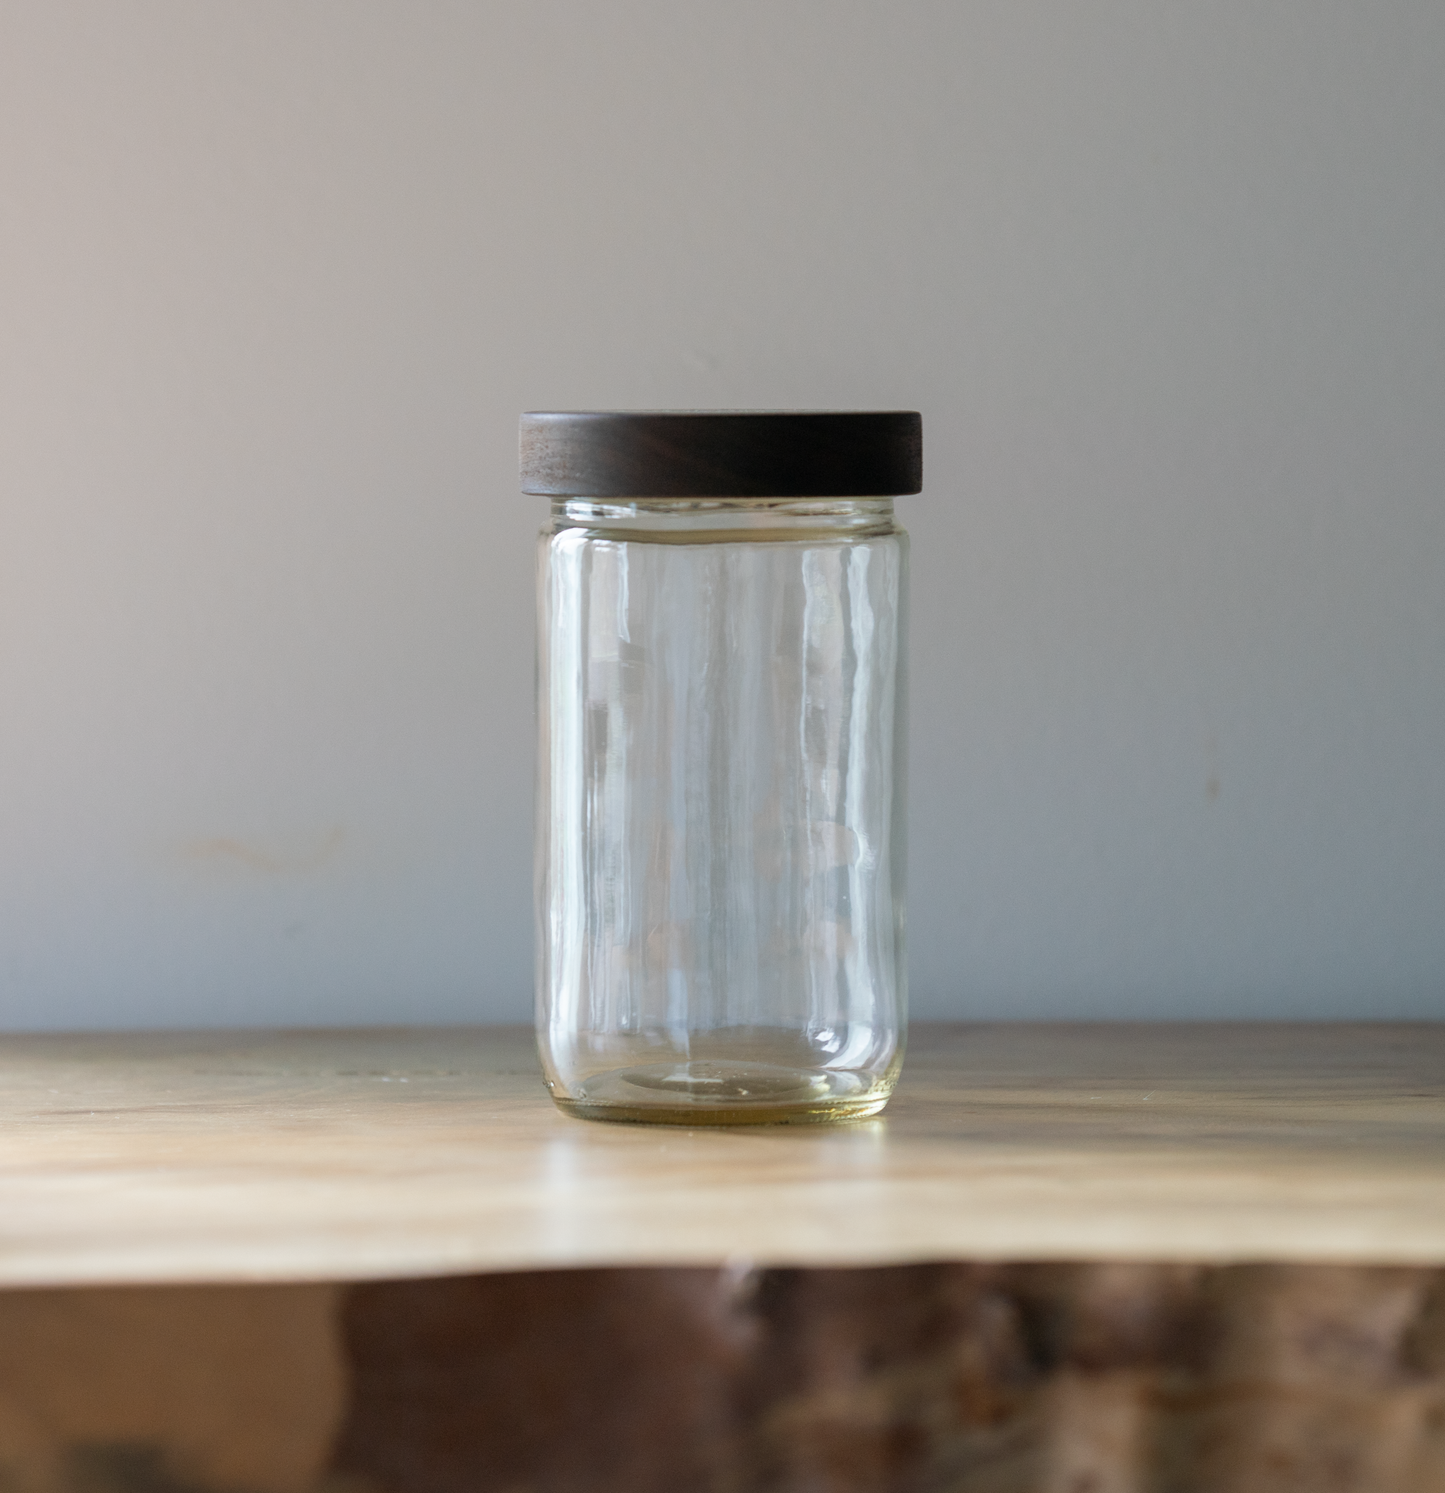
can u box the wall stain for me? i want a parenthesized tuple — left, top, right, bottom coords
(178, 827, 346, 875)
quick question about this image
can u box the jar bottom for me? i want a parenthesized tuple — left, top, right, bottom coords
(550, 1058, 895, 1126)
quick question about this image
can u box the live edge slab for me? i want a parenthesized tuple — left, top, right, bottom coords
(1, 1023, 1443, 1493)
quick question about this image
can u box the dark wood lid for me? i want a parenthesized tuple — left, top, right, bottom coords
(519, 411, 922, 496)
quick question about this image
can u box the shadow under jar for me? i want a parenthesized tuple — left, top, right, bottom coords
(524, 411, 918, 1124)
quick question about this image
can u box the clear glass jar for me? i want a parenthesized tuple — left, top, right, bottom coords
(525, 413, 916, 1124)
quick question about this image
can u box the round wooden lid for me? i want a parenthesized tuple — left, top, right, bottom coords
(519, 411, 922, 497)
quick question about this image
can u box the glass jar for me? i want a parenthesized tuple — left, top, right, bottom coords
(524, 412, 918, 1124)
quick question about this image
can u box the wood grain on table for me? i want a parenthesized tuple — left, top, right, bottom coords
(2, 1022, 1442, 1287)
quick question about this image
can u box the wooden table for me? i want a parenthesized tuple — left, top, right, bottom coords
(2, 1023, 1442, 1492)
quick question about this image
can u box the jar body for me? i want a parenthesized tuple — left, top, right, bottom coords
(536, 498, 907, 1123)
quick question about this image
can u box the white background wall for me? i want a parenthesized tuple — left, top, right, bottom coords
(1, 2, 1442, 1030)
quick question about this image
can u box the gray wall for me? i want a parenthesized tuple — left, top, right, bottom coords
(2, 2, 1442, 1029)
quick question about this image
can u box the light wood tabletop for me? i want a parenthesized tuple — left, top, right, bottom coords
(1, 1022, 1442, 1288)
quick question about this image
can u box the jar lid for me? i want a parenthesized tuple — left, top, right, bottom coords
(519, 411, 921, 497)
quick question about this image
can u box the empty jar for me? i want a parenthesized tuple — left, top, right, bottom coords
(524, 411, 918, 1124)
